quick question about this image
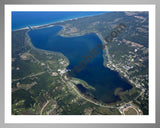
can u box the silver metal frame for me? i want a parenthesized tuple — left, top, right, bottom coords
(0, 0, 159, 127)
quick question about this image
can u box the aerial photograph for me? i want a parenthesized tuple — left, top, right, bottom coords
(12, 11, 148, 115)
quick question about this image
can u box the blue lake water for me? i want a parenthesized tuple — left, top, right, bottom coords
(28, 26, 133, 103)
(12, 11, 109, 30)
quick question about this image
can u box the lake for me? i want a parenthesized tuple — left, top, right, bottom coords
(28, 25, 132, 103)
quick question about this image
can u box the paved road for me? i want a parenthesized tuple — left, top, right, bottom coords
(40, 100, 50, 115)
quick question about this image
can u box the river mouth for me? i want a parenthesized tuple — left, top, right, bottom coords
(28, 25, 133, 103)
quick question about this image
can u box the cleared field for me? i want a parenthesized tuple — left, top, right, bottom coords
(123, 107, 138, 115)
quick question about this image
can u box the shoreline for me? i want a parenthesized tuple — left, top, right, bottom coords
(24, 29, 120, 107)
(26, 22, 136, 90)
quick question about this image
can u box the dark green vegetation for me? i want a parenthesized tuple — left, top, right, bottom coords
(12, 11, 148, 115)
